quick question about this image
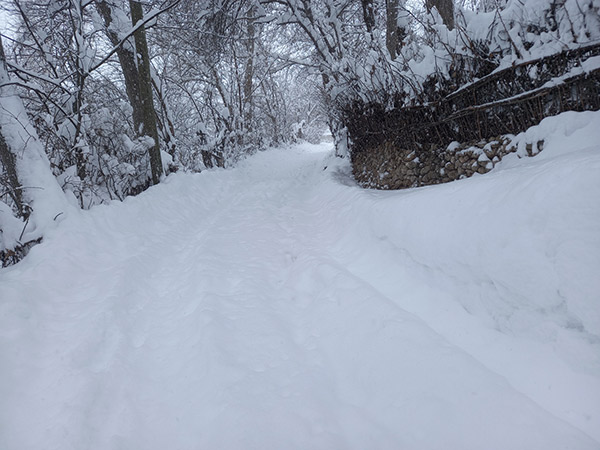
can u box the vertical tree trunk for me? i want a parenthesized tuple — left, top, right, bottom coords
(0, 38, 24, 215)
(98, 1, 177, 161)
(70, 0, 88, 182)
(243, 6, 256, 133)
(96, 1, 144, 135)
(385, 0, 400, 60)
(151, 75, 177, 158)
(0, 128, 24, 213)
(129, 0, 162, 185)
(361, 0, 376, 34)
(0, 132, 23, 216)
(426, 0, 455, 30)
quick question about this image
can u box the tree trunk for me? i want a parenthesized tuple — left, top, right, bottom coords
(426, 0, 455, 30)
(0, 131, 23, 215)
(98, 1, 177, 161)
(96, 0, 144, 135)
(129, 0, 162, 185)
(0, 38, 24, 215)
(361, 0, 376, 34)
(385, 0, 400, 59)
(243, 6, 256, 133)
(151, 75, 177, 158)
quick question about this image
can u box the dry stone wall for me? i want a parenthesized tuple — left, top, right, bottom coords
(352, 136, 543, 190)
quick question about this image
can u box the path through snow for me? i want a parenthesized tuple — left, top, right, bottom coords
(1, 117, 600, 449)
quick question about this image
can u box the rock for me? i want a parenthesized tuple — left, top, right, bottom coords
(537, 140, 544, 152)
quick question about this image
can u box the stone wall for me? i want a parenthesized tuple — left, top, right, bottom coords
(352, 136, 544, 190)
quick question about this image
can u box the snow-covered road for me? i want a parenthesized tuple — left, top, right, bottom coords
(2, 113, 600, 449)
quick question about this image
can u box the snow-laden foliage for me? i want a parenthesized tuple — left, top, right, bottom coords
(154, 1, 328, 168)
(324, 0, 600, 189)
(0, 0, 332, 260)
(269, 0, 598, 114)
(417, 0, 598, 95)
(0, 51, 71, 258)
(0, 1, 159, 207)
(365, 0, 600, 106)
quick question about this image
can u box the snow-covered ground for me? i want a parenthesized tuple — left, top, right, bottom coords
(1, 111, 599, 449)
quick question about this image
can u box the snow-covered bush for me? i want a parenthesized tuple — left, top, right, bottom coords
(393, 0, 600, 104)
(335, 0, 600, 188)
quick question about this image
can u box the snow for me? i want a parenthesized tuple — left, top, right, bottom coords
(0, 200, 24, 250)
(1, 111, 600, 449)
(0, 89, 73, 248)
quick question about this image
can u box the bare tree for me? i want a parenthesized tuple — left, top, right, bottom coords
(129, 0, 162, 185)
(385, 0, 400, 59)
(243, 5, 257, 133)
(96, 0, 144, 135)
